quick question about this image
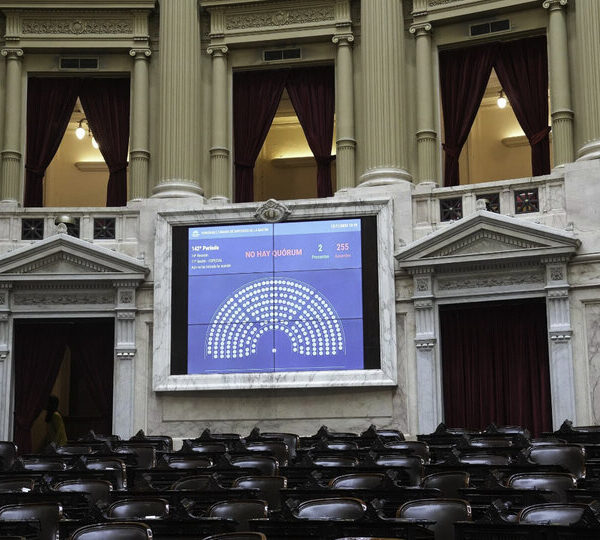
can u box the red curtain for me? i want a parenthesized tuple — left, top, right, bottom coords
(495, 36, 551, 177)
(285, 66, 335, 198)
(68, 320, 114, 433)
(79, 78, 130, 206)
(440, 300, 552, 436)
(24, 78, 81, 207)
(233, 70, 287, 203)
(440, 44, 497, 187)
(13, 323, 69, 453)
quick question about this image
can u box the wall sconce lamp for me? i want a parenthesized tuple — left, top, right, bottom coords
(75, 118, 99, 149)
(497, 89, 508, 109)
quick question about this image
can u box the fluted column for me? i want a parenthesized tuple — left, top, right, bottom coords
(1, 48, 23, 203)
(576, 0, 600, 160)
(153, 0, 203, 198)
(333, 33, 356, 190)
(208, 45, 230, 202)
(543, 0, 574, 166)
(129, 48, 151, 201)
(359, 0, 412, 186)
(410, 23, 438, 184)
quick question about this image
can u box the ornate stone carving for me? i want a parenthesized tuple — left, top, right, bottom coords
(117, 311, 136, 320)
(13, 292, 113, 305)
(119, 291, 134, 304)
(416, 277, 430, 292)
(130, 48, 152, 58)
(549, 266, 565, 281)
(414, 299, 433, 310)
(438, 271, 545, 290)
(415, 339, 436, 350)
(332, 33, 354, 45)
(16, 253, 111, 274)
(550, 331, 572, 343)
(543, 0, 568, 9)
(22, 18, 133, 35)
(430, 230, 543, 258)
(207, 45, 228, 56)
(225, 6, 334, 30)
(547, 288, 569, 298)
(0, 294, 5, 305)
(254, 199, 291, 223)
(116, 350, 135, 358)
(1, 48, 23, 59)
(409, 22, 432, 36)
(428, 0, 464, 6)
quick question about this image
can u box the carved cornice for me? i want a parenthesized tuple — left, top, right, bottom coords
(431, 230, 543, 258)
(437, 270, 545, 290)
(13, 291, 114, 305)
(223, 2, 335, 31)
(14, 252, 111, 274)
(22, 15, 133, 35)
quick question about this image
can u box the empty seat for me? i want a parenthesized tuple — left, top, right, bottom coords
(0, 443, 17, 472)
(171, 475, 218, 491)
(321, 441, 359, 452)
(259, 432, 299, 462)
(527, 444, 586, 479)
(55, 444, 94, 455)
(70, 521, 153, 539)
(0, 502, 63, 540)
(0, 478, 34, 493)
(397, 498, 471, 540)
(106, 497, 169, 520)
(20, 457, 68, 471)
(312, 455, 359, 468)
(421, 472, 469, 499)
(232, 476, 287, 511)
(519, 503, 588, 525)
(208, 500, 268, 531)
(53, 478, 113, 505)
(230, 455, 279, 476)
(114, 445, 156, 469)
(457, 453, 510, 466)
(373, 455, 423, 486)
(202, 533, 266, 540)
(384, 441, 430, 463)
(162, 455, 213, 469)
(129, 430, 173, 452)
(85, 457, 127, 490)
(329, 473, 387, 490)
(507, 472, 576, 502)
(245, 441, 289, 467)
(184, 441, 228, 454)
(294, 497, 367, 521)
(468, 438, 513, 448)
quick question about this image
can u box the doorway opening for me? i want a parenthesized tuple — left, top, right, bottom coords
(13, 318, 115, 452)
(439, 298, 552, 436)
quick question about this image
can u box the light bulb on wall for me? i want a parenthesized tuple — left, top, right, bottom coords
(75, 119, 86, 140)
(497, 90, 508, 109)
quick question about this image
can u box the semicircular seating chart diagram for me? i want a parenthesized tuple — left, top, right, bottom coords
(205, 277, 346, 360)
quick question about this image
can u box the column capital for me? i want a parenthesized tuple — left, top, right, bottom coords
(1, 48, 23, 59)
(542, 0, 567, 10)
(207, 45, 229, 56)
(409, 22, 432, 36)
(332, 33, 354, 46)
(129, 48, 152, 59)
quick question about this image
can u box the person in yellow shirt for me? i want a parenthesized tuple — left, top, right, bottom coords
(41, 395, 67, 449)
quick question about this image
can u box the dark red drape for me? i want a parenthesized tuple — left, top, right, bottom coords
(495, 36, 551, 176)
(79, 78, 130, 206)
(285, 66, 335, 198)
(24, 78, 81, 207)
(233, 70, 287, 202)
(440, 300, 552, 436)
(13, 324, 69, 453)
(440, 44, 497, 187)
(68, 320, 114, 431)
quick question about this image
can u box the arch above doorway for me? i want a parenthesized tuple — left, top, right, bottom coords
(0, 231, 148, 442)
(396, 210, 580, 434)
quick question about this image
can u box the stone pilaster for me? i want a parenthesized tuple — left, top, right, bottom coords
(153, 0, 204, 198)
(410, 22, 438, 184)
(1, 48, 23, 203)
(129, 48, 152, 201)
(333, 33, 356, 191)
(543, 0, 574, 166)
(207, 45, 230, 202)
(576, 0, 600, 160)
(359, 0, 412, 186)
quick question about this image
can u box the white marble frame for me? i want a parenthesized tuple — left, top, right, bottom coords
(152, 197, 398, 391)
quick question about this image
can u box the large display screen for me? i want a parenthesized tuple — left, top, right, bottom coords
(170, 217, 380, 375)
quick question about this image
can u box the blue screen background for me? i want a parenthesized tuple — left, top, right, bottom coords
(187, 219, 364, 374)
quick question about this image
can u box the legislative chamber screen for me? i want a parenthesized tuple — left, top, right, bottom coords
(170, 217, 380, 375)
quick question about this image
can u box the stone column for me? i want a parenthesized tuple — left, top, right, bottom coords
(410, 23, 438, 184)
(576, 0, 600, 160)
(1, 48, 23, 203)
(207, 45, 230, 202)
(359, 0, 411, 186)
(0, 287, 10, 440)
(544, 259, 576, 428)
(333, 33, 356, 190)
(153, 0, 204, 198)
(410, 270, 442, 434)
(129, 48, 152, 201)
(543, 0, 574, 166)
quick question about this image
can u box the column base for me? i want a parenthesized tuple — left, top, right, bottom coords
(208, 196, 230, 205)
(358, 167, 413, 187)
(577, 139, 600, 161)
(152, 180, 204, 198)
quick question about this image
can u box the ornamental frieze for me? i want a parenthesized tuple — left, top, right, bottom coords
(225, 6, 334, 30)
(437, 271, 545, 290)
(22, 18, 133, 35)
(13, 292, 114, 305)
